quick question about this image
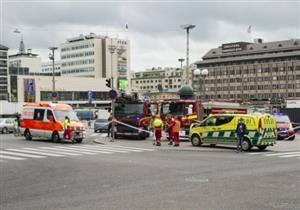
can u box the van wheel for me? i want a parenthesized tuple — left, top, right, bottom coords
(2, 127, 8, 134)
(191, 134, 202, 146)
(76, 138, 83, 143)
(257, 145, 267, 151)
(288, 135, 295, 140)
(242, 138, 252, 151)
(52, 131, 60, 143)
(24, 129, 32, 140)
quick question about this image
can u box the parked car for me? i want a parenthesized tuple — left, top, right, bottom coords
(273, 113, 295, 140)
(0, 118, 15, 134)
(94, 118, 109, 133)
(75, 110, 94, 121)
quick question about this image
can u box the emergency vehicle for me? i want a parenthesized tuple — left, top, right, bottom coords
(114, 95, 154, 139)
(20, 103, 85, 143)
(156, 99, 247, 138)
(189, 113, 277, 151)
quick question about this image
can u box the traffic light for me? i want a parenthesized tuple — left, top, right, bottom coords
(106, 79, 111, 88)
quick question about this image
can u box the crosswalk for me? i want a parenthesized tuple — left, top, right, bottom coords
(247, 151, 300, 159)
(0, 145, 155, 162)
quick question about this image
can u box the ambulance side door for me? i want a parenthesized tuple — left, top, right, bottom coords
(32, 108, 46, 137)
(44, 109, 56, 139)
(200, 116, 218, 144)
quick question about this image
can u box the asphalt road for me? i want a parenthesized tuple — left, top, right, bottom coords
(0, 133, 299, 210)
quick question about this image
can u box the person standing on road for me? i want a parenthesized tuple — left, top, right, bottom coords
(107, 113, 113, 137)
(63, 116, 72, 140)
(172, 117, 181, 147)
(236, 118, 247, 152)
(166, 115, 175, 145)
(152, 115, 163, 146)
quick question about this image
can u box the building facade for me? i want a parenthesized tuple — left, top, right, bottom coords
(194, 39, 300, 101)
(41, 61, 61, 74)
(131, 67, 182, 97)
(9, 73, 110, 107)
(8, 49, 42, 73)
(0, 44, 9, 100)
(60, 33, 130, 90)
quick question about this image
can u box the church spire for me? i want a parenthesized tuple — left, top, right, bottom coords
(19, 37, 25, 54)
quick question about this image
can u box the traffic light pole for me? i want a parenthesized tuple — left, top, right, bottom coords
(111, 77, 115, 142)
(109, 40, 117, 142)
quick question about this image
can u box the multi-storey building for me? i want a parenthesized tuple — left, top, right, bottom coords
(8, 49, 42, 73)
(131, 67, 182, 98)
(0, 44, 9, 100)
(194, 39, 300, 101)
(60, 33, 130, 90)
(41, 61, 61, 74)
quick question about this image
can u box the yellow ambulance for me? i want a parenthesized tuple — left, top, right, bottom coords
(189, 113, 277, 151)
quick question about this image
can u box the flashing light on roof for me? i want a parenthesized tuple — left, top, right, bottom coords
(273, 112, 283, 115)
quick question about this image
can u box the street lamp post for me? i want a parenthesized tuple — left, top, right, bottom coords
(194, 68, 208, 120)
(49, 47, 58, 101)
(181, 24, 195, 85)
(178, 58, 185, 81)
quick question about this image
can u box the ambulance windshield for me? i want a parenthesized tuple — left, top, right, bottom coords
(54, 110, 78, 121)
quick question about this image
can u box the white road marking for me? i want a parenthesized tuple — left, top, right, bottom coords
(247, 152, 272, 155)
(80, 145, 144, 152)
(89, 133, 98, 137)
(264, 151, 300, 157)
(102, 145, 155, 151)
(0, 151, 45, 158)
(39, 146, 94, 155)
(77, 145, 128, 153)
(0, 154, 26, 160)
(54, 146, 111, 154)
(6, 149, 64, 157)
(279, 154, 300, 158)
(35, 147, 82, 156)
(100, 134, 107, 137)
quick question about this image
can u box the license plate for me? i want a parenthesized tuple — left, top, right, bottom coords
(180, 131, 186, 136)
(124, 132, 132, 135)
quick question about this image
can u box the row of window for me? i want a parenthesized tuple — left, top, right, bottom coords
(139, 85, 181, 90)
(136, 72, 181, 78)
(205, 92, 300, 100)
(61, 51, 95, 59)
(61, 67, 95, 74)
(40, 91, 109, 101)
(207, 83, 300, 92)
(0, 77, 8, 83)
(204, 75, 300, 84)
(207, 66, 300, 77)
(61, 43, 95, 52)
(135, 78, 181, 84)
(204, 56, 300, 67)
(0, 51, 7, 58)
(61, 59, 94, 67)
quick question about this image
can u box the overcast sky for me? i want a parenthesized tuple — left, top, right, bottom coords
(1, 0, 299, 71)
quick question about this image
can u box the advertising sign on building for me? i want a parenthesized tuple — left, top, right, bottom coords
(23, 79, 36, 102)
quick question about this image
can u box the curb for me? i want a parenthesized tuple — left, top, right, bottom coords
(93, 139, 105, 144)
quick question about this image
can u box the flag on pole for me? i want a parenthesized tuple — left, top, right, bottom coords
(247, 25, 252, 33)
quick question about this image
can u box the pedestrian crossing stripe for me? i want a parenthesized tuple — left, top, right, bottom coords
(247, 151, 300, 159)
(0, 145, 155, 162)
